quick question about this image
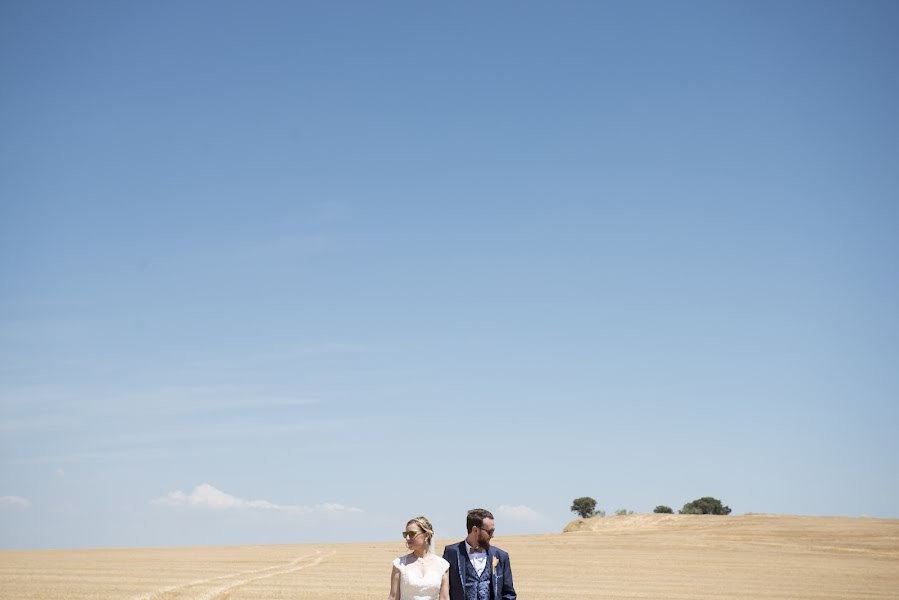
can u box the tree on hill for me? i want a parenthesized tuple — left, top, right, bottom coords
(570, 496, 598, 519)
(680, 497, 731, 515)
(654, 505, 674, 514)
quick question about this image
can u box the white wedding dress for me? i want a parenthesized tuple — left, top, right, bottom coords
(393, 554, 450, 600)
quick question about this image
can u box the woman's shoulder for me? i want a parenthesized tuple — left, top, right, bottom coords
(435, 555, 450, 571)
(392, 554, 409, 569)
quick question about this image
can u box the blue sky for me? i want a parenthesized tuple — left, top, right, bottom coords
(1, 1, 897, 550)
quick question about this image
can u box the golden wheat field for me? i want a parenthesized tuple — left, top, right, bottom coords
(1, 515, 898, 599)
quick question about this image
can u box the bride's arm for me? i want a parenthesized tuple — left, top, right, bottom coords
(387, 564, 401, 600)
(439, 570, 450, 600)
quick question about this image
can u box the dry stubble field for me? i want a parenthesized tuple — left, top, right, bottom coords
(2, 515, 898, 599)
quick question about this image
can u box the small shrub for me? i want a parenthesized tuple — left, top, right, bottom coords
(679, 497, 731, 515)
(615, 508, 633, 516)
(654, 505, 674, 514)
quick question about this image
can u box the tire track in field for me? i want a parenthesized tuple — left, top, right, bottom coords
(133, 549, 331, 600)
(196, 549, 335, 600)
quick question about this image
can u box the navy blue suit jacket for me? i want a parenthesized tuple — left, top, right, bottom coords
(442, 541, 517, 600)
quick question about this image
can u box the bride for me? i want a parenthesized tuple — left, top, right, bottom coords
(387, 516, 450, 600)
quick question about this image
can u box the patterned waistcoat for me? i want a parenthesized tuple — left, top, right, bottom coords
(463, 553, 492, 600)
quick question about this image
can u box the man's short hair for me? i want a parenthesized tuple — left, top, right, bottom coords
(467, 508, 494, 533)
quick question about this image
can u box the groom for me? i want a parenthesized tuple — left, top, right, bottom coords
(443, 508, 517, 600)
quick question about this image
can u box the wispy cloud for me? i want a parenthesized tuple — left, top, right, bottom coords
(53, 502, 78, 515)
(0, 496, 31, 509)
(98, 418, 342, 446)
(249, 342, 367, 361)
(0, 384, 323, 431)
(314, 502, 364, 514)
(312, 201, 351, 226)
(189, 343, 368, 373)
(1, 383, 364, 468)
(0, 414, 78, 433)
(5, 417, 362, 465)
(497, 504, 542, 521)
(227, 233, 338, 267)
(0, 384, 75, 408)
(106, 385, 322, 417)
(6, 448, 169, 465)
(151, 483, 362, 515)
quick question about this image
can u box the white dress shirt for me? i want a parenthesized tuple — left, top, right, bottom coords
(465, 541, 487, 576)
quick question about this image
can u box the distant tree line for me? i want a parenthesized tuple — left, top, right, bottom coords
(571, 496, 731, 518)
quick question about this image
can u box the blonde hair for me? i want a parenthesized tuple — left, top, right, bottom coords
(407, 516, 435, 546)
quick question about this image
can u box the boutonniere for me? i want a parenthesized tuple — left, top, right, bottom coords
(492, 556, 499, 570)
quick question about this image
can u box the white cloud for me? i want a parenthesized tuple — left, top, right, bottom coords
(315, 502, 363, 514)
(151, 484, 361, 515)
(187, 484, 251, 509)
(497, 504, 542, 521)
(0, 495, 31, 509)
(152, 490, 187, 507)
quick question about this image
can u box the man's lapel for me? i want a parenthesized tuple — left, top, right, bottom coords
(488, 546, 498, 593)
(457, 541, 468, 587)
